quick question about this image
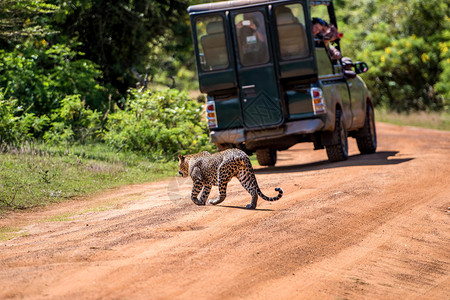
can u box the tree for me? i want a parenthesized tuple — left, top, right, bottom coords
(0, 0, 57, 49)
(335, 0, 449, 111)
(50, 0, 191, 96)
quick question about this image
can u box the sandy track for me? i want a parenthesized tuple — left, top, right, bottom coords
(1, 123, 449, 299)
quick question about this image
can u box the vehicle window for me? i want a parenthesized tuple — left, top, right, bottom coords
(235, 12, 270, 66)
(196, 15, 229, 71)
(316, 47, 333, 76)
(275, 4, 309, 60)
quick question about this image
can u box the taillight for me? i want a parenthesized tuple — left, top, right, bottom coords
(311, 87, 326, 115)
(206, 100, 218, 128)
(312, 89, 321, 98)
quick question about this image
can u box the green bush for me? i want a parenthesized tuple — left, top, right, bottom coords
(0, 89, 46, 146)
(43, 95, 103, 145)
(0, 40, 108, 145)
(0, 41, 107, 116)
(336, 0, 449, 112)
(0, 91, 102, 147)
(104, 88, 214, 160)
(360, 33, 444, 111)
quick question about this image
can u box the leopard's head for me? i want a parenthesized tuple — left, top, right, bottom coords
(177, 155, 189, 177)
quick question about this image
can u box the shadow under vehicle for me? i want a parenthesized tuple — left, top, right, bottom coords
(188, 0, 377, 166)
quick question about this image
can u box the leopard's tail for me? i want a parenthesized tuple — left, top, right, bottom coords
(241, 156, 283, 202)
(257, 187, 283, 201)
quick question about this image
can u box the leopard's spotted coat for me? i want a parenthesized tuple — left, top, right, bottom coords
(178, 149, 283, 209)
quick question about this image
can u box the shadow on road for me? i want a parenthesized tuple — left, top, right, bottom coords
(218, 205, 274, 212)
(254, 151, 413, 175)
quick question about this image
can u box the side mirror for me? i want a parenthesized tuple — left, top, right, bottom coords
(354, 61, 369, 74)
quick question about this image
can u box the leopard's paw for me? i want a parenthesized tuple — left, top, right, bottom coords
(192, 198, 206, 206)
(208, 198, 220, 205)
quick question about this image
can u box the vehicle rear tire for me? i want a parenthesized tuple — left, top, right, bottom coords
(356, 104, 377, 154)
(255, 149, 277, 167)
(326, 110, 349, 162)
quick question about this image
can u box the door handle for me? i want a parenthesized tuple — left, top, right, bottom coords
(242, 85, 255, 89)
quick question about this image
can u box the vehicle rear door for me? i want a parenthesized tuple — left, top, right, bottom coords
(231, 9, 283, 129)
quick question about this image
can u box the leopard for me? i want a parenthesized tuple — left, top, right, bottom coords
(177, 148, 283, 209)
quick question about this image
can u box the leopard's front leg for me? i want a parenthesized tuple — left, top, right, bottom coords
(190, 167, 205, 206)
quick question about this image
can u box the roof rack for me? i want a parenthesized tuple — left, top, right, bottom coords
(188, 0, 273, 13)
(188, 0, 333, 14)
(311, 0, 332, 6)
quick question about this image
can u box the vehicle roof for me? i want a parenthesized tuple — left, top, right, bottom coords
(188, 0, 332, 13)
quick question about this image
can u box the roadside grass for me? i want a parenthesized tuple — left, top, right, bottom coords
(41, 212, 78, 223)
(0, 143, 177, 214)
(40, 201, 124, 223)
(375, 108, 450, 131)
(0, 226, 27, 241)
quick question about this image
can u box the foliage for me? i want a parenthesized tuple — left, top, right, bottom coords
(0, 39, 107, 145)
(145, 11, 199, 91)
(334, 0, 449, 111)
(1, 0, 195, 107)
(0, 0, 58, 48)
(0, 90, 40, 146)
(0, 41, 106, 116)
(50, 0, 191, 96)
(104, 88, 214, 160)
(43, 95, 103, 144)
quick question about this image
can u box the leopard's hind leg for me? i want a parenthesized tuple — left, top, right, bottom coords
(238, 170, 258, 209)
(209, 176, 232, 205)
(209, 161, 236, 205)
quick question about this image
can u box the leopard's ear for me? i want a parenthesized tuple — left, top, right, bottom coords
(178, 154, 185, 161)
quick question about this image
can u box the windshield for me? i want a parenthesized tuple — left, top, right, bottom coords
(195, 15, 229, 71)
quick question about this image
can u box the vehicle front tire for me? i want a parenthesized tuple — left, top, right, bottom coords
(326, 110, 349, 162)
(356, 104, 377, 154)
(255, 148, 277, 167)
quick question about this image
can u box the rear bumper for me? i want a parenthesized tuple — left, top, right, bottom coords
(210, 119, 325, 144)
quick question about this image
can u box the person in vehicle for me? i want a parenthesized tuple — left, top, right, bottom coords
(323, 23, 340, 42)
(236, 13, 265, 44)
(312, 17, 326, 38)
(236, 12, 269, 65)
(323, 25, 342, 60)
(312, 17, 342, 60)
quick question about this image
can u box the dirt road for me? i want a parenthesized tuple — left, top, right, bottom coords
(1, 123, 449, 299)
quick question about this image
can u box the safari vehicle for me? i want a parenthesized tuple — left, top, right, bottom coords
(188, 0, 377, 166)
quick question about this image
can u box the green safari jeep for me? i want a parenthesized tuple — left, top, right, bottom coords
(188, 0, 377, 166)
